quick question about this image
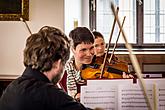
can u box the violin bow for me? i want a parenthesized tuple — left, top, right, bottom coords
(111, 3, 153, 110)
(20, 17, 32, 35)
(108, 16, 126, 63)
(99, 7, 119, 79)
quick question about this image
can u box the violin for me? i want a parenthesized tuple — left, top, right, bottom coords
(80, 54, 128, 80)
(80, 8, 128, 80)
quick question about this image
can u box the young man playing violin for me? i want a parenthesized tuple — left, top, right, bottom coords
(93, 31, 134, 78)
(64, 27, 95, 100)
(93, 31, 106, 57)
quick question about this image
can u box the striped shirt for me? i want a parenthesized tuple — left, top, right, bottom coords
(64, 57, 86, 98)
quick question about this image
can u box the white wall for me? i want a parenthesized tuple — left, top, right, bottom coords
(0, 0, 64, 76)
(64, 0, 89, 36)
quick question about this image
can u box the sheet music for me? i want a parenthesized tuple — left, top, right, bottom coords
(81, 78, 165, 110)
(118, 84, 154, 110)
(155, 84, 165, 110)
(81, 85, 118, 110)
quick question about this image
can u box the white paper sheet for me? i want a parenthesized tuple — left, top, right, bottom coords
(155, 84, 165, 110)
(118, 84, 154, 110)
(81, 85, 118, 110)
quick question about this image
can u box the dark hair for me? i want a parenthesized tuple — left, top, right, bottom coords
(92, 31, 104, 40)
(23, 26, 70, 72)
(69, 27, 94, 49)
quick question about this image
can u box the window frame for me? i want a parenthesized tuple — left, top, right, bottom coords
(89, 0, 165, 50)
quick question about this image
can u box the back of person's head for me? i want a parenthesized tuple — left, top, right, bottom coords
(23, 26, 70, 72)
(69, 27, 94, 49)
(92, 31, 104, 40)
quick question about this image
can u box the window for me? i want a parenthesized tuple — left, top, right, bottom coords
(90, 0, 165, 49)
(144, 0, 165, 43)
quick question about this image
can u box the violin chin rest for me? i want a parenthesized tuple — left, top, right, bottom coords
(81, 64, 100, 70)
(81, 64, 87, 70)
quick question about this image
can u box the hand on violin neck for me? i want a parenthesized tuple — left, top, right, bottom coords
(122, 72, 134, 78)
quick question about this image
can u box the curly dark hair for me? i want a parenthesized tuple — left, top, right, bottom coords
(69, 27, 94, 49)
(23, 26, 70, 72)
(92, 31, 104, 40)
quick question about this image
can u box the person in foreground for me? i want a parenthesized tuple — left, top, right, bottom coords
(0, 26, 93, 110)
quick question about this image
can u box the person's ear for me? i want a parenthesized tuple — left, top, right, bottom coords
(53, 59, 61, 69)
(56, 59, 61, 69)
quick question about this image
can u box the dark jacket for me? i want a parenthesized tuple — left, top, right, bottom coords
(0, 67, 89, 110)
